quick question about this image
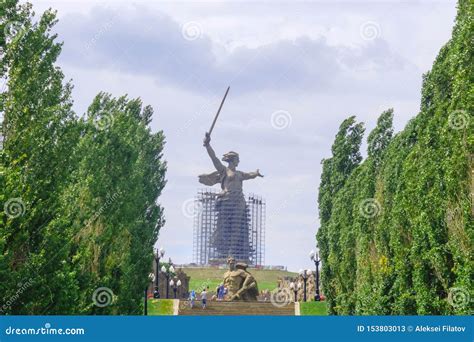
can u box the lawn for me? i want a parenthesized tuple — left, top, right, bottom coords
(183, 267, 297, 292)
(299, 301, 328, 316)
(147, 299, 174, 315)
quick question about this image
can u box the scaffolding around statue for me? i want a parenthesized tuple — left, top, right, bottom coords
(193, 188, 265, 266)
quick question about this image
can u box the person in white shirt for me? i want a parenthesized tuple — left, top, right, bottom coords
(201, 288, 208, 309)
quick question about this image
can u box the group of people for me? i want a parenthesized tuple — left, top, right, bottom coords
(188, 284, 228, 309)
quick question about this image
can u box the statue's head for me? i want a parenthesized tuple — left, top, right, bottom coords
(227, 256, 236, 270)
(222, 151, 239, 168)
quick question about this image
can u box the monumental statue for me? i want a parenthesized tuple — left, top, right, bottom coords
(198, 87, 263, 262)
(222, 257, 259, 301)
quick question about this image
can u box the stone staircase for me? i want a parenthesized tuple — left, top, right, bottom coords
(178, 300, 295, 316)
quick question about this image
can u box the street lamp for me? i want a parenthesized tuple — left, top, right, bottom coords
(145, 272, 155, 316)
(161, 263, 175, 299)
(153, 247, 165, 298)
(299, 269, 312, 302)
(289, 282, 297, 302)
(170, 279, 182, 299)
(161, 265, 168, 298)
(310, 249, 321, 301)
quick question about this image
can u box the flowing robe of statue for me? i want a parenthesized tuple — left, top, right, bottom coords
(199, 133, 263, 262)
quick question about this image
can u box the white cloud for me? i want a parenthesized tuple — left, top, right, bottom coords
(54, 5, 421, 98)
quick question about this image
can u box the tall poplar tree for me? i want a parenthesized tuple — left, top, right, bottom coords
(317, 0, 473, 315)
(1, 2, 167, 314)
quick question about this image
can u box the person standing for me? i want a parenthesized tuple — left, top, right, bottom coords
(217, 283, 224, 301)
(189, 290, 196, 308)
(201, 288, 208, 309)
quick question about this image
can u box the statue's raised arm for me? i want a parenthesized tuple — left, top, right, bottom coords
(203, 133, 225, 173)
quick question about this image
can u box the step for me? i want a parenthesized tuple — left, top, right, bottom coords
(178, 301, 295, 316)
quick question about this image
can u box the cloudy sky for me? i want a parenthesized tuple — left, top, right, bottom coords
(32, 0, 457, 271)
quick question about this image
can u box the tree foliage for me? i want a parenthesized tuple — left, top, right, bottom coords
(1, 2, 166, 314)
(317, 0, 473, 315)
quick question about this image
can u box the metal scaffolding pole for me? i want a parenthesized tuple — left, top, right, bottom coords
(192, 188, 266, 266)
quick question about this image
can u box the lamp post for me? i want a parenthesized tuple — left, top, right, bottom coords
(161, 264, 175, 299)
(299, 269, 312, 302)
(153, 247, 165, 299)
(170, 279, 182, 299)
(298, 269, 305, 302)
(144, 287, 147, 315)
(310, 249, 321, 301)
(145, 273, 155, 316)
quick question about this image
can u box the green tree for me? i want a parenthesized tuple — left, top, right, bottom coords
(1, 2, 80, 314)
(317, 116, 365, 314)
(64, 93, 166, 314)
(317, 0, 473, 315)
(367, 109, 394, 168)
(1, 2, 167, 315)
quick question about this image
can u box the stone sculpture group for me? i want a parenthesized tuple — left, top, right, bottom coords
(222, 257, 259, 301)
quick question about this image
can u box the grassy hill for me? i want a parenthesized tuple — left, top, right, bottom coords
(182, 267, 297, 292)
